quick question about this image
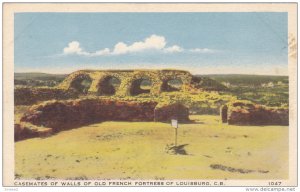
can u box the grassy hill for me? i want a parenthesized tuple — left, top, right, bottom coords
(196, 74, 289, 107)
(14, 73, 68, 87)
(15, 72, 67, 81)
(197, 74, 288, 86)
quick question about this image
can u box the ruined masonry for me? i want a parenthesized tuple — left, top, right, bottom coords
(57, 69, 192, 96)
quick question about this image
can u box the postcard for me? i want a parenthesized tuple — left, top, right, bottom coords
(2, 3, 297, 188)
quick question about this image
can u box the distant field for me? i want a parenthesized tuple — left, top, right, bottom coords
(14, 73, 67, 87)
(198, 74, 288, 85)
(198, 74, 289, 107)
(15, 115, 288, 180)
(15, 72, 67, 81)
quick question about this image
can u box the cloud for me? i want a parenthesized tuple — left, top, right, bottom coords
(163, 45, 183, 53)
(189, 48, 216, 53)
(113, 35, 167, 55)
(63, 41, 82, 54)
(94, 48, 110, 56)
(62, 35, 215, 56)
(63, 41, 90, 56)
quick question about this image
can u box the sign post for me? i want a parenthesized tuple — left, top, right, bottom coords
(171, 119, 178, 147)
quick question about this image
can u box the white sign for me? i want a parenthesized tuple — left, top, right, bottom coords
(171, 119, 178, 128)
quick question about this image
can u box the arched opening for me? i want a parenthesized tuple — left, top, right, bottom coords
(69, 74, 92, 94)
(161, 78, 183, 92)
(97, 76, 121, 96)
(130, 77, 152, 96)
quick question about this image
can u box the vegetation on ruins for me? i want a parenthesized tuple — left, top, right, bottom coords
(14, 70, 289, 116)
(14, 69, 289, 141)
(14, 72, 289, 108)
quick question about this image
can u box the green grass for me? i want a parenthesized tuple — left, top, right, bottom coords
(15, 115, 288, 180)
(199, 74, 289, 107)
(14, 73, 67, 81)
(199, 74, 288, 85)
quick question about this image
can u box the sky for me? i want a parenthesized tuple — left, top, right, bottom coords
(14, 12, 288, 75)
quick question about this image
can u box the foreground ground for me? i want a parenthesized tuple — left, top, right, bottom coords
(15, 115, 288, 180)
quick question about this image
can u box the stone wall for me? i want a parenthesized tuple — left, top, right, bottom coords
(18, 98, 190, 141)
(220, 105, 228, 123)
(14, 69, 216, 106)
(154, 103, 190, 122)
(14, 123, 52, 141)
(21, 99, 158, 132)
(57, 69, 193, 96)
(221, 101, 288, 125)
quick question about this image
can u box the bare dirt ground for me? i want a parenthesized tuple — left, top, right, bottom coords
(15, 115, 288, 180)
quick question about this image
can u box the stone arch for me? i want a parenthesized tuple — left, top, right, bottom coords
(130, 76, 153, 96)
(97, 75, 121, 96)
(69, 74, 92, 94)
(121, 71, 162, 96)
(161, 77, 183, 92)
(57, 69, 193, 96)
(159, 70, 192, 92)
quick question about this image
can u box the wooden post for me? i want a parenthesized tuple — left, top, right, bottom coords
(171, 119, 178, 147)
(175, 127, 178, 147)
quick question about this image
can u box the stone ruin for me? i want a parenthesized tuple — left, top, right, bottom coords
(14, 69, 289, 141)
(15, 69, 196, 141)
(16, 98, 189, 141)
(220, 101, 289, 126)
(57, 69, 193, 96)
(15, 69, 198, 105)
